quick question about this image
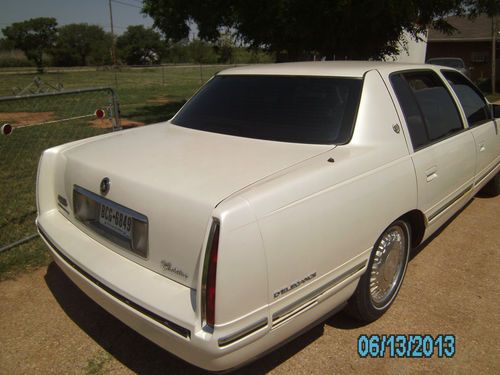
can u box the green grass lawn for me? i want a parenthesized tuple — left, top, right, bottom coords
(0, 65, 227, 279)
(0, 65, 225, 121)
(0, 121, 110, 279)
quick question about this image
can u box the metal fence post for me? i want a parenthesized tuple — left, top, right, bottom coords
(114, 67, 118, 89)
(109, 88, 122, 130)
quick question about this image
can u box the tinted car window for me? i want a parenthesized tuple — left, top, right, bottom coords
(172, 75, 362, 144)
(391, 74, 429, 149)
(391, 71, 464, 150)
(442, 70, 490, 126)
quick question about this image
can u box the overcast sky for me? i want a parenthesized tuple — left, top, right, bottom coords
(0, 0, 154, 35)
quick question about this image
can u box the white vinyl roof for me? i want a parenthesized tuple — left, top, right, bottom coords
(218, 61, 432, 78)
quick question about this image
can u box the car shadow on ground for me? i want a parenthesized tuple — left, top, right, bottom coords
(409, 198, 474, 261)
(44, 263, 324, 374)
(44, 263, 203, 374)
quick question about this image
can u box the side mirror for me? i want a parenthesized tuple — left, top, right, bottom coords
(493, 104, 500, 119)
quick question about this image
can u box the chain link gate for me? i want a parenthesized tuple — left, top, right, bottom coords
(0, 87, 122, 253)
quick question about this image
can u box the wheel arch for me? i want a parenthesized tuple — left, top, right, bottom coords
(398, 209, 426, 248)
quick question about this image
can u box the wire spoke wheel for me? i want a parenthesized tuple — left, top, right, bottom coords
(346, 220, 410, 322)
(369, 225, 406, 307)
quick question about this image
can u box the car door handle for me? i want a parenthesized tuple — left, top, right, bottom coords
(479, 143, 486, 152)
(425, 166, 438, 182)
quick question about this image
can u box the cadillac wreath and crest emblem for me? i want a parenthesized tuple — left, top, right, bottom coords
(100, 177, 111, 195)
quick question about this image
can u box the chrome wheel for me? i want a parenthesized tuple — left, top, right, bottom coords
(369, 225, 407, 308)
(346, 220, 410, 322)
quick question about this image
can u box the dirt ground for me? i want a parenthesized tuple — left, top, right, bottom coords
(0, 111, 145, 130)
(146, 96, 175, 104)
(0, 111, 55, 126)
(0, 195, 498, 374)
(89, 118, 145, 129)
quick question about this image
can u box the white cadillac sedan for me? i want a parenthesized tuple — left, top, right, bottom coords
(36, 62, 499, 371)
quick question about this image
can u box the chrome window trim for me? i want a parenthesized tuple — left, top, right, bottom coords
(389, 69, 467, 152)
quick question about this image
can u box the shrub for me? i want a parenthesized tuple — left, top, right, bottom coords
(0, 50, 35, 67)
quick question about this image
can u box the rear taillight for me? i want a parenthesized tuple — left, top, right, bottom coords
(203, 220, 219, 327)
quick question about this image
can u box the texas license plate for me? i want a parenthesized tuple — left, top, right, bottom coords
(98, 203, 133, 239)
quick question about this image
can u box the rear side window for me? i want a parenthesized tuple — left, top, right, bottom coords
(172, 75, 363, 144)
(442, 70, 490, 127)
(391, 70, 464, 150)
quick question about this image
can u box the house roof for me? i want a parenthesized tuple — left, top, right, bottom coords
(428, 14, 498, 42)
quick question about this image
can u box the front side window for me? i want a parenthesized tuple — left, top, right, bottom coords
(391, 70, 464, 150)
(172, 75, 363, 144)
(442, 70, 490, 127)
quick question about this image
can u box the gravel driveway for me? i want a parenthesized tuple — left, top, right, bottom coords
(1, 195, 499, 374)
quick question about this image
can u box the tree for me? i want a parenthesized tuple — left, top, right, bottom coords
(188, 39, 218, 64)
(116, 25, 166, 65)
(466, 0, 500, 17)
(142, 0, 467, 61)
(466, 0, 500, 93)
(0, 38, 15, 51)
(215, 31, 236, 63)
(52, 24, 112, 66)
(165, 40, 191, 63)
(2, 17, 57, 72)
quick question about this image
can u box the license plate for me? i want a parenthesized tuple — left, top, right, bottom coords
(98, 203, 133, 239)
(73, 185, 148, 257)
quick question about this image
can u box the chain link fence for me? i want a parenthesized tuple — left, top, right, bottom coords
(0, 64, 229, 255)
(0, 64, 230, 97)
(0, 87, 121, 253)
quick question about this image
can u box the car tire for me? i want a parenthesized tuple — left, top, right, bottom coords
(480, 172, 499, 197)
(346, 220, 411, 323)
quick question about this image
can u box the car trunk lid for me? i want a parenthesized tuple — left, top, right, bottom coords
(60, 123, 331, 288)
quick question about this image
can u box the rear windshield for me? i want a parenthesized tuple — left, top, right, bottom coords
(172, 75, 363, 144)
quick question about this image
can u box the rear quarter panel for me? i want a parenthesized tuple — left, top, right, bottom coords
(237, 70, 416, 318)
(211, 197, 269, 326)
